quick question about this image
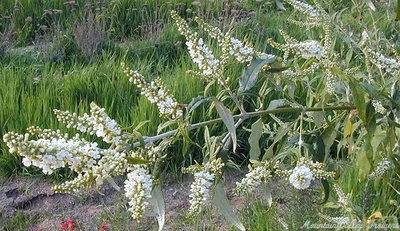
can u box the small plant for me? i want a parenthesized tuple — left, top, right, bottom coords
(0, 16, 15, 60)
(72, 9, 107, 62)
(34, 24, 65, 63)
(2, 0, 400, 230)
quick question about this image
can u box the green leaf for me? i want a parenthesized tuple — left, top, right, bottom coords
(267, 99, 286, 110)
(157, 120, 178, 133)
(212, 182, 246, 231)
(365, 0, 376, 11)
(239, 57, 276, 93)
(365, 101, 377, 139)
(397, 0, 400, 21)
(275, 0, 286, 10)
(125, 156, 152, 165)
(87, 173, 94, 190)
(133, 120, 150, 132)
(249, 119, 264, 161)
(187, 96, 211, 114)
(348, 77, 367, 124)
(263, 123, 293, 161)
(357, 143, 372, 181)
(317, 179, 330, 204)
(345, 48, 353, 65)
(321, 127, 337, 161)
(213, 99, 237, 153)
(391, 80, 400, 107)
(323, 202, 341, 209)
(359, 82, 384, 101)
(149, 185, 165, 231)
(263, 184, 273, 207)
(105, 176, 120, 191)
(266, 61, 289, 73)
(313, 110, 325, 127)
(314, 132, 325, 163)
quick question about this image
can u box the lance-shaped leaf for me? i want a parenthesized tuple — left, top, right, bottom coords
(263, 184, 273, 207)
(249, 118, 263, 161)
(125, 156, 152, 165)
(348, 77, 367, 125)
(397, 0, 400, 21)
(187, 96, 211, 114)
(267, 99, 286, 110)
(314, 132, 325, 163)
(275, 0, 286, 10)
(212, 182, 246, 231)
(212, 99, 237, 153)
(239, 56, 276, 93)
(357, 143, 372, 181)
(365, 0, 376, 11)
(317, 179, 330, 204)
(149, 185, 165, 231)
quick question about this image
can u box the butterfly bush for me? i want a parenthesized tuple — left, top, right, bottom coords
(3, 1, 400, 229)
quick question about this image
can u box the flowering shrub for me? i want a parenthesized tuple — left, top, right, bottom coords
(2, 0, 400, 230)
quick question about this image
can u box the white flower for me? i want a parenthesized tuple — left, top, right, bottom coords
(369, 159, 392, 178)
(285, 0, 321, 19)
(333, 184, 351, 207)
(289, 165, 313, 189)
(234, 163, 272, 195)
(124, 166, 153, 221)
(366, 48, 400, 72)
(188, 171, 215, 217)
(372, 100, 387, 114)
(121, 63, 183, 120)
(294, 40, 325, 60)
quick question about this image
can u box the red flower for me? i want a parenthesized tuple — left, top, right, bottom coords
(99, 223, 110, 231)
(60, 219, 75, 231)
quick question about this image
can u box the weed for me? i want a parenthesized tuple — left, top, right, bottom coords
(72, 9, 107, 62)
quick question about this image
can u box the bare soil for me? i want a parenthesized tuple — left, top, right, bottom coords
(0, 170, 262, 231)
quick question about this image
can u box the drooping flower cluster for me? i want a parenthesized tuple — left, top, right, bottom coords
(54, 102, 122, 146)
(267, 1, 339, 96)
(171, 11, 224, 84)
(284, 0, 322, 19)
(193, 16, 275, 64)
(121, 62, 183, 120)
(333, 183, 351, 207)
(269, 35, 325, 62)
(292, 40, 325, 60)
(3, 103, 131, 193)
(372, 100, 387, 114)
(368, 159, 392, 178)
(3, 127, 101, 175)
(233, 161, 273, 195)
(182, 158, 224, 217)
(365, 48, 400, 73)
(124, 165, 153, 222)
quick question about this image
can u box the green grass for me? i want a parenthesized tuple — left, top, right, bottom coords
(0, 210, 40, 231)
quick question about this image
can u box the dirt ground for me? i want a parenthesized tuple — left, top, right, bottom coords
(0, 170, 260, 231)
